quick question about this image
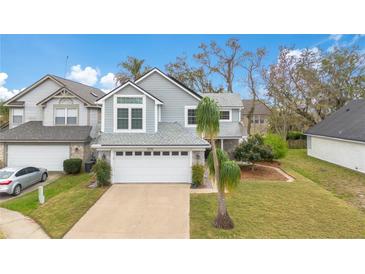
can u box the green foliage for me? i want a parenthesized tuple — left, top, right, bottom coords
(92, 159, 111, 187)
(63, 158, 82, 174)
(234, 134, 274, 162)
(0, 100, 9, 124)
(287, 131, 305, 140)
(207, 148, 229, 177)
(264, 133, 288, 159)
(192, 164, 205, 187)
(196, 97, 220, 139)
(219, 161, 241, 192)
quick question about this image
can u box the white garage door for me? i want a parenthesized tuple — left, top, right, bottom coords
(8, 144, 70, 171)
(113, 151, 191, 183)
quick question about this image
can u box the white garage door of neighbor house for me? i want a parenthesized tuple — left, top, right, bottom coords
(113, 151, 191, 183)
(8, 144, 70, 171)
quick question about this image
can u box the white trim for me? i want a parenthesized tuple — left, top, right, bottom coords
(101, 101, 105, 132)
(135, 68, 201, 101)
(91, 144, 210, 149)
(184, 105, 197, 128)
(110, 150, 115, 183)
(221, 139, 224, 150)
(219, 110, 232, 122)
(113, 95, 146, 133)
(54, 106, 79, 126)
(306, 134, 365, 145)
(96, 81, 163, 104)
(154, 103, 158, 132)
(12, 108, 24, 126)
(158, 105, 162, 122)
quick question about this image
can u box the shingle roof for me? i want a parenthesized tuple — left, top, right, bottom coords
(242, 100, 271, 115)
(93, 122, 210, 147)
(50, 75, 105, 105)
(306, 99, 365, 142)
(218, 122, 246, 138)
(0, 121, 91, 142)
(204, 93, 243, 107)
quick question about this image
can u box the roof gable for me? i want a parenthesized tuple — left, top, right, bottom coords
(135, 68, 202, 101)
(36, 87, 90, 106)
(96, 81, 163, 104)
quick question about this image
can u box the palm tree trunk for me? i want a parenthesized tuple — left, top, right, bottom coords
(211, 138, 234, 229)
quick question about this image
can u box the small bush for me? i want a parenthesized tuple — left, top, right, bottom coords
(234, 134, 274, 163)
(287, 131, 305, 140)
(264, 133, 288, 159)
(63, 158, 82, 174)
(192, 164, 205, 187)
(92, 159, 111, 187)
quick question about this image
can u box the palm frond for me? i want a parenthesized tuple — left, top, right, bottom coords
(196, 97, 220, 139)
(207, 148, 229, 177)
(219, 160, 241, 192)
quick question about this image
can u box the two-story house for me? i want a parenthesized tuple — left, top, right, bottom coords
(0, 68, 246, 184)
(0, 75, 104, 170)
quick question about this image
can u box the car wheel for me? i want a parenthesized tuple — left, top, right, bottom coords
(41, 173, 48, 182)
(13, 185, 22, 196)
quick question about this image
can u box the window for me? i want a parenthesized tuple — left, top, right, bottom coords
(131, 108, 143, 129)
(162, 151, 170, 156)
(116, 152, 124, 156)
(144, 151, 152, 156)
(13, 108, 23, 124)
(171, 151, 179, 156)
(15, 168, 27, 177)
(254, 115, 260, 124)
(180, 151, 188, 156)
(125, 151, 133, 156)
(185, 106, 197, 126)
(115, 96, 144, 132)
(55, 107, 78, 125)
(260, 116, 265, 124)
(220, 111, 231, 121)
(117, 108, 129, 129)
(134, 151, 142, 156)
(153, 151, 161, 156)
(117, 97, 143, 104)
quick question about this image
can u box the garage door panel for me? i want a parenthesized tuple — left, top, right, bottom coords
(8, 145, 70, 171)
(113, 152, 191, 183)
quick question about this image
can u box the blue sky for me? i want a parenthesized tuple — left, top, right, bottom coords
(1, 34, 365, 100)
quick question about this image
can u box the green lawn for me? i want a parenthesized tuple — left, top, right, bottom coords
(0, 173, 107, 238)
(190, 150, 365, 238)
(281, 149, 365, 212)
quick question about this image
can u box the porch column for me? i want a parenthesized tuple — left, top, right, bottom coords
(221, 139, 224, 150)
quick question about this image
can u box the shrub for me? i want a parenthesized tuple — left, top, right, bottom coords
(92, 159, 111, 187)
(287, 131, 305, 140)
(234, 134, 274, 163)
(63, 158, 82, 174)
(264, 133, 288, 159)
(192, 164, 205, 187)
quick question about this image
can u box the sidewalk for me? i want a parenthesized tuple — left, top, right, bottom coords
(0, 208, 49, 239)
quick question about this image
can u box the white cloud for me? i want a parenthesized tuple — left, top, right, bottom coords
(66, 65, 99, 86)
(329, 34, 343, 41)
(287, 47, 320, 59)
(0, 72, 24, 101)
(100, 72, 117, 91)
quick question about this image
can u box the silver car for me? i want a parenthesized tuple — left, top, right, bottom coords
(0, 167, 48, 196)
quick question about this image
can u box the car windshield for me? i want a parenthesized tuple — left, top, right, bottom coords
(0, 171, 14, 179)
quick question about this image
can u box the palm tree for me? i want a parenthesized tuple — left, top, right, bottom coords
(196, 97, 241, 229)
(115, 56, 151, 85)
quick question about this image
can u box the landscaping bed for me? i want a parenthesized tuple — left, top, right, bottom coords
(240, 165, 287, 181)
(0, 173, 108, 238)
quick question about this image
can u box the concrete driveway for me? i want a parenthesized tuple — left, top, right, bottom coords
(64, 184, 190, 239)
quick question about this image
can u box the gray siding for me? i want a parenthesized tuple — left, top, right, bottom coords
(232, 109, 240, 122)
(103, 85, 156, 133)
(137, 72, 200, 126)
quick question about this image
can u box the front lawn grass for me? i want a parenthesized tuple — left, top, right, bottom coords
(0, 173, 107, 238)
(190, 168, 365, 238)
(281, 149, 365, 211)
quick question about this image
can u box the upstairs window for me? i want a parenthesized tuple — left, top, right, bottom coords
(115, 96, 145, 132)
(55, 107, 78, 125)
(12, 108, 23, 124)
(220, 110, 231, 121)
(185, 106, 197, 126)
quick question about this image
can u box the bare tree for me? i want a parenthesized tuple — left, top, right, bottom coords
(241, 48, 266, 135)
(194, 38, 245, 92)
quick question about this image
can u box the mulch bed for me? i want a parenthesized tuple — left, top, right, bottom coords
(241, 164, 287, 181)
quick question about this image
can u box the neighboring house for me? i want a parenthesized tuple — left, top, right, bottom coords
(0, 75, 104, 171)
(204, 93, 246, 156)
(241, 99, 271, 135)
(92, 68, 245, 184)
(306, 99, 365, 174)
